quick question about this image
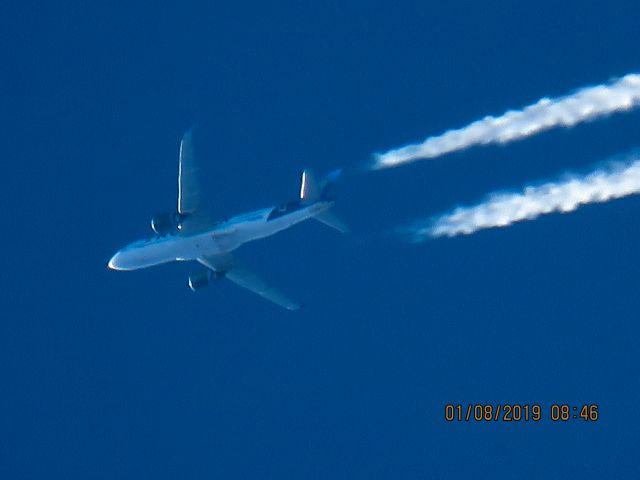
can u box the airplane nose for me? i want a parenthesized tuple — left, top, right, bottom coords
(108, 252, 123, 270)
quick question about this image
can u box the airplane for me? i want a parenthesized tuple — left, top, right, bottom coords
(108, 129, 347, 310)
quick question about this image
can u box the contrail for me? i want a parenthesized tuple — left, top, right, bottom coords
(374, 73, 640, 169)
(407, 155, 640, 240)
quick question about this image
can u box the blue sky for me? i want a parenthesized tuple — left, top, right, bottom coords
(2, 1, 640, 478)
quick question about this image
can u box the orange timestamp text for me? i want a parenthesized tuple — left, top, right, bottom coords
(444, 404, 599, 422)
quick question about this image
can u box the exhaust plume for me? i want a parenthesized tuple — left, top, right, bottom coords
(409, 155, 640, 240)
(374, 74, 640, 169)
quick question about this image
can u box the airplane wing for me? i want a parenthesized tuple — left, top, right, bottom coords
(177, 129, 212, 231)
(197, 255, 301, 311)
(178, 129, 205, 215)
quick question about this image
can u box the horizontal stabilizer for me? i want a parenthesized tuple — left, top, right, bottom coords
(313, 209, 349, 233)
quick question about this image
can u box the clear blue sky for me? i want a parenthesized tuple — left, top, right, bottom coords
(2, 1, 640, 478)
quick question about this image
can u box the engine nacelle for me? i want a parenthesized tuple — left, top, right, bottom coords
(188, 270, 214, 291)
(151, 212, 183, 235)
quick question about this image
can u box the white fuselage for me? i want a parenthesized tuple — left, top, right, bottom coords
(108, 201, 331, 271)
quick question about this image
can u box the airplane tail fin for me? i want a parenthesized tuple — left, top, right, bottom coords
(299, 168, 348, 233)
(299, 170, 320, 202)
(299, 168, 342, 202)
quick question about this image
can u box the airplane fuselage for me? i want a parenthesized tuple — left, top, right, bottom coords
(109, 200, 332, 271)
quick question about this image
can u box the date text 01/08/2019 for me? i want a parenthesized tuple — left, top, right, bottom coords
(444, 404, 599, 422)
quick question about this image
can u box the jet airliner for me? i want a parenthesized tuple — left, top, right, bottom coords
(108, 130, 346, 310)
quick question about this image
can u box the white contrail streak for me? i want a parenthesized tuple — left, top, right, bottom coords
(374, 73, 640, 169)
(409, 155, 640, 240)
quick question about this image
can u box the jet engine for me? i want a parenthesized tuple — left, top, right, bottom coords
(188, 270, 214, 291)
(150, 212, 184, 235)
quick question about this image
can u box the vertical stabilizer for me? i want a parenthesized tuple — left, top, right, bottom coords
(299, 167, 348, 232)
(300, 170, 320, 202)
